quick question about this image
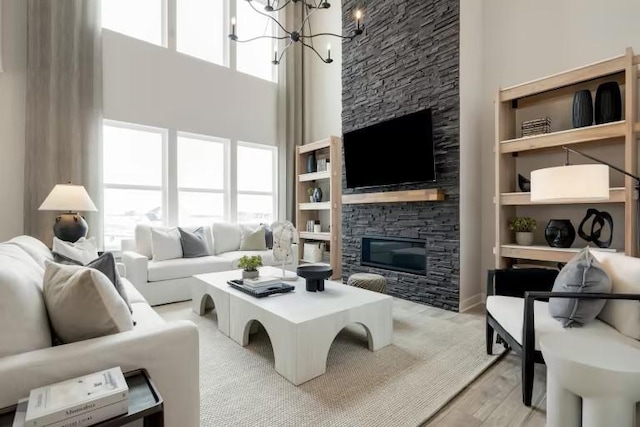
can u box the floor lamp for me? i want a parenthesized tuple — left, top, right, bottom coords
(531, 146, 640, 253)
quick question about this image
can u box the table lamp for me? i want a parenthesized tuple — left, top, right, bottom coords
(38, 184, 98, 242)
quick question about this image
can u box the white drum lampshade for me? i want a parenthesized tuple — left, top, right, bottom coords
(530, 164, 610, 202)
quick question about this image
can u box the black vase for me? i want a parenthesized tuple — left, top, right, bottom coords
(545, 219, 576, 248)
(518, 174, 531, 192)
(306, 154, 317, 173)
(572, 89, 593, 128)
(595, 82, 622, 124)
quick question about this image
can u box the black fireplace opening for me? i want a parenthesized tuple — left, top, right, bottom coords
(361, 236, 427, 275)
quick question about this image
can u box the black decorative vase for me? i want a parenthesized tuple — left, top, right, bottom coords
(572, 89, 593, 128)
(545, 219, 576, 248)
(518, 174, 531, 192)
(306, 153, 317, 173)
(53, 213, 89, 243)
(595, 82, 622, 124)
(297, 264, 332, 292)
(312, 187, 323, 202)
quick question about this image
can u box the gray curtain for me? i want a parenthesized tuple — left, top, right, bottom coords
(24, 0, 103, 247)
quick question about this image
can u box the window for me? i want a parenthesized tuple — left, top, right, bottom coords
(103, 122, 166, 251)
(237, 142, 277, 223)
(178, 133, 229, 225)
(102, 0, 165, 46)
(177, 0, 225, 65)
(235, 0, 277, 82)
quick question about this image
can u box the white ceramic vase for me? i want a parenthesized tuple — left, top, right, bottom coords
(516, 232, 534, 246)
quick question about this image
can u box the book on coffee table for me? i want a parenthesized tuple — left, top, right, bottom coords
(242, 275, 282, 288)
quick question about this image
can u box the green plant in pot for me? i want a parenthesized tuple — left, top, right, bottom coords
(238, 255, 263, 279)
(307, 187, 315, 203)
(509, 216, 537, 246)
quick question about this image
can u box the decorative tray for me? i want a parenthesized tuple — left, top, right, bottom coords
(227, 279, 295, 298)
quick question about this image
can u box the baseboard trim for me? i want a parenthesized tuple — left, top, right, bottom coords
(459, 293, 483, 312)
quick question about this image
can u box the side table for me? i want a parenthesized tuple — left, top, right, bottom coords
(541, 333, 640, 427)
(0, 369, 163, 427)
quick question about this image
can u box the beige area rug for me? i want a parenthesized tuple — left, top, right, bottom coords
(156, 298, 504, 427)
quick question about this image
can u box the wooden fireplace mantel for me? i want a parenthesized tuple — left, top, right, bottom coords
(341, 189, 445, 205)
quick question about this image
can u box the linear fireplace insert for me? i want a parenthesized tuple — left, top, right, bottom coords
(361, 236, 427, 275)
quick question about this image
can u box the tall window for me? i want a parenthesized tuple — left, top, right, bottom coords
(102, 0, 165, 46)
(237, 142, 277, 223)
(177, 0, 225, 65)
(236, 0, 277, 82)
(178, 134, 229, 225)
(103, 122, 166, 251)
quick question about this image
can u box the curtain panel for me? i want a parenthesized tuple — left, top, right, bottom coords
(24, 0, 103, 247)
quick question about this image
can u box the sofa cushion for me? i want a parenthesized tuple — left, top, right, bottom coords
(122, 278, 146, 305)
(592, 251, 640, 340)
(43, 261, 134, 343)
(240, 225, 267, 251)
(0, 244, 51, 357)
(487, 295, 620, 351)
(179, 227, 210, 258)
(151, 227, 183, 261)
(548, 247, 611, 327)
(212, 222, 242, 254)
(52, 236, 99, 265)
(218, 250, 275, 268)
(8, 235, 54, 268)
(130, 302, 164, 328)
(147, 256, 232, 282)
(135, 224, 154, 259)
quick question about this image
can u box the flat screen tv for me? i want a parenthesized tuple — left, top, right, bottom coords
(343, 109, 436, 189)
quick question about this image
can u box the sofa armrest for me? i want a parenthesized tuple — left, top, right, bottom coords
(121, 250, 148, 286)
(0, 321, 199, 427)
(487, 268, 558, 298)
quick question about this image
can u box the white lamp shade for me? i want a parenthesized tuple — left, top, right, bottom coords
(531, 164, 609, 202)
(38, 184, 98, 212)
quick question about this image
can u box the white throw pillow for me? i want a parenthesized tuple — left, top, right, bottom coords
(211, 222, 242, 254)
(52, 236, 99, 265)
(240, 225, 267, 251)
(150, 227, 183, 261)
(43, 260, 133, 343)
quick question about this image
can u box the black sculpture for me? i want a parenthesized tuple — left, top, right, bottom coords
(545, 219, 576, 248)
(578, 208, 613, 248)
(518, 174, 531, 192)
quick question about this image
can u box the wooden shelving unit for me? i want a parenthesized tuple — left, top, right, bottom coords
(296, 136, 342, 279)
(342, 189, 444, 205)
(495, 47, 638, 267)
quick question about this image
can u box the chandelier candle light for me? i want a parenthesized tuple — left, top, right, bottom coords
(229, 0, 364, 65)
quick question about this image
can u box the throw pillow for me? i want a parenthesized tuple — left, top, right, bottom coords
(548, 247, 612, 327)
(52, 236, 99, 265)
(178, 227, 209, 258)
(240, 225, 267, 251)
(150, 227, 183, 261)
(43, 261, 134, 343)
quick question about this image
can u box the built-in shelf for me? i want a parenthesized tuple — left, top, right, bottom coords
(299, 232, 331, 241)
(500, 188, 626, 205)
(298, 202, 331, 211)
(342, 189, 444, 205)
(298, 171, 331, 182)
(500, 121, 626, 154)
(298, 138, 331, 154)
(500, 244, 618, 263)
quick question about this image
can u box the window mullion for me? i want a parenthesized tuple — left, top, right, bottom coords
(166, 0, 176, 51)
(167, 129, 178, 226)
(229, 139, 237, 222)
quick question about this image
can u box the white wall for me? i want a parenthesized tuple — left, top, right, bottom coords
(479, 0, 640, 293)
(302, 3, 342, 143)
(0, 0, 26, 241)
(459, 0, 484, 311)
(103, 30, 278, 145)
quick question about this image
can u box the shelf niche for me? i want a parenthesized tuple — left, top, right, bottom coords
(342, 189, 444, 205)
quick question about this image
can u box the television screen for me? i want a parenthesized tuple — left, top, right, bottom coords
(343, 109, 436, 189)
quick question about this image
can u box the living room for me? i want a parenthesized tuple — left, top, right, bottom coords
(1, 0, 640, 426)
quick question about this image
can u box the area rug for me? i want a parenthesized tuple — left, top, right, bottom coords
(156, 298, 504, 427)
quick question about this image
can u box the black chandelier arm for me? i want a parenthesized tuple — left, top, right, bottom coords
(298, 1, 322, 34)
(248, 0, 291, 35)
(300, 32, 354, 40)
(270, 0, 293, 12)
(232, 35, 290, 43)
(300, 40, 331, 63)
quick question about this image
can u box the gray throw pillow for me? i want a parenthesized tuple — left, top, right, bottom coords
(178, 227, 209, 258)
(262, 224, 274, 249)
(549, 247, 612, 327)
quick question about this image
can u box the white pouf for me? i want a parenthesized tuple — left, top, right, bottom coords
(540, 332, 640, 427)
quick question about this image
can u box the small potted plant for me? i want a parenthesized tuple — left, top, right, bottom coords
(307, 187, 315, 203)
(510, 216, 537, 246)
(238, 255, 263, 279)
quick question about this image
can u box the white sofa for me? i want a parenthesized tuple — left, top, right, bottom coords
(0, 235, 199, 427)
(121, 222, 298, 306)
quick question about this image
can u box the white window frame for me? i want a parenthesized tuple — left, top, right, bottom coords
(176, 131, 231, 224)
(236, 141, 279, 224)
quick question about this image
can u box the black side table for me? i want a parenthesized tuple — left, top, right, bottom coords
(0, 369, 164, 427)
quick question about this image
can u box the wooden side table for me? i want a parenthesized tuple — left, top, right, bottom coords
(0, 369, 163, 427)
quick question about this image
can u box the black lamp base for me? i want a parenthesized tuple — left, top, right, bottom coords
(53, 213, 88, 243)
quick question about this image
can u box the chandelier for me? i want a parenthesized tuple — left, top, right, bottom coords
(229, 0, 364, 65)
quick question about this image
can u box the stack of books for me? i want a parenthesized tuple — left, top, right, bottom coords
(521, 117, 551, 137)
(13, 367, 129, 427)
(243, 275, 282, 288)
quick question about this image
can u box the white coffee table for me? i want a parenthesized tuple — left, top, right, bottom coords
(192, 267, 393, 385)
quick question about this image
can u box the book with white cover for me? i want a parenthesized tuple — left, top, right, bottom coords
(243, 275, 281, 288)
(25, 367, 128, 427)
(45, 400, 128, 427)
